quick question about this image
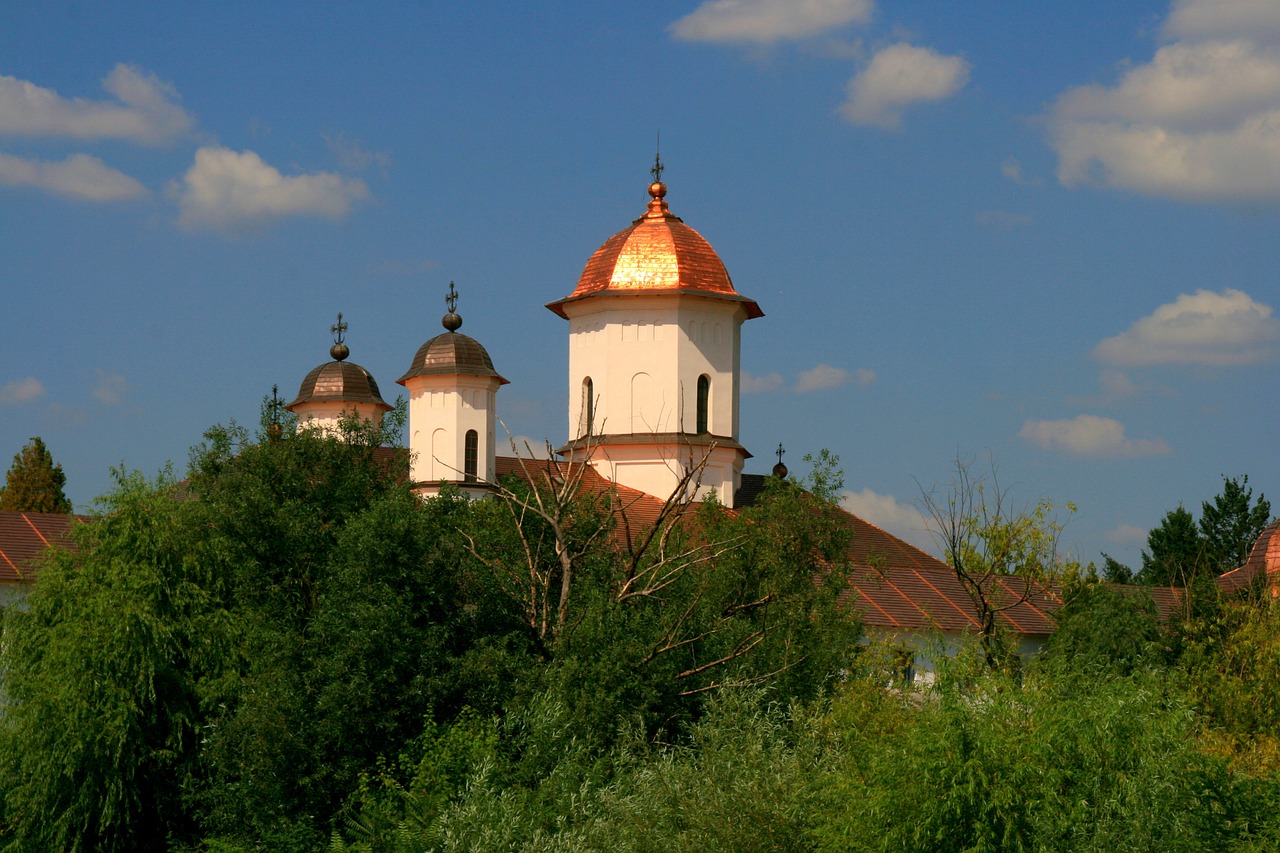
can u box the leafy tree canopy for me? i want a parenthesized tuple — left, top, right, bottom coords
(1139, 475, 1272, 586)
(0, 436, 71, 513)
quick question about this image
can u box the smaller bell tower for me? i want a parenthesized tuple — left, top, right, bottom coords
(285, 313, 393, 437)
(398, 284, 507, 498)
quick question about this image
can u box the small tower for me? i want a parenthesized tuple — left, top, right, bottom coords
(286, 313, 392, 436)
(546, 160, 762, 506)
(398, 283, 507, 498)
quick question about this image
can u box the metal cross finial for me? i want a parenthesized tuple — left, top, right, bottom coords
(445, 281, 458, 314)
(330, 312, 347, 346)
(270, 384, 281, 424)
(651, 134, 664, 184)
(776, 443, 786, 465)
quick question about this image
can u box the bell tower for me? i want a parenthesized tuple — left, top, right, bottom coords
(547, 162, 762, 506)
(398, 284, 507, 498)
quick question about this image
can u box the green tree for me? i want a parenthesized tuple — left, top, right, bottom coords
(0, 436, 72, 513)
(0, 468, 212, 852)
(1137, 505, 1205, 586)
(1100, 552, 1134, 584)
(1046, 580, 1162, 674)
(1200, 474, 1271, 573)
(920, 458, 1075, 669)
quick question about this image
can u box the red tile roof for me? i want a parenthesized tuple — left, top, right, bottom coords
(1217, 519, 1280, 596)
(0, 511, 78, 583)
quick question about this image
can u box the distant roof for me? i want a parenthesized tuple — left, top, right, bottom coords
(0, 511, 78, 583)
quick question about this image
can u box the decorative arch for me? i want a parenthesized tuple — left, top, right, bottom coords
(631, 372, 652, 433)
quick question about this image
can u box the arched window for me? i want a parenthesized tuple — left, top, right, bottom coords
(464, 429, 478, 482)
(582, 377, 594, 436)
(696, 375, 710, 434)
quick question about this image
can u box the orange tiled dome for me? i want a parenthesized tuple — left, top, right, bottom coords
(548, 181, 762, 319)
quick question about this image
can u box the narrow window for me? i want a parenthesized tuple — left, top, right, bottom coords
(582, 377, 594, 436)
(464, 429, 478, 482)
(696, 375, 710, 434)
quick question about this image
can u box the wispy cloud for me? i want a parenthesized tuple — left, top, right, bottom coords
(1094, 288, 1278, 366)
(92, 370, 129, 405)
(0, 64, 192, 144)
(173, 146, 369, 232)
(1018, 414, 1170, 457)
(0, 151, 147, 201)
(0, 377, 44, 405)
(324, 132, 391, 175)
(745, 364, 873, 393)
(841, 43, 970, 129)
(839, 487, 937, 553)
(1048, 0, 1280, 201)
(742, 370, 785, 393)
(1106, 523, 1148, 548)
(670, 0, 873, 44)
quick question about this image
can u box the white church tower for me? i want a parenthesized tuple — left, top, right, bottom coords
(398, 284, 507, 498)
(285, 313, 393, 436)
(547, 160, 762, 507)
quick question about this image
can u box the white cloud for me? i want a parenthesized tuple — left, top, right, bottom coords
(504, 436, 554, 460)
(1106, 523, 1148, 548)
(1048, 1, 1280, 201)
(173, 146, 369, 231)
(839, 487, 937, 553)
(670, 0, 873, 44)
(742, 370, 784, 393)
(1164, 0, 1280, 42)
(796, 363, 858, 392)
(1093, 288, 1278, 366)
(0, 377, 44, 405)
(92, 370, 129, 405)
(1018, 414, 1170, 457)
(0, 64, 192, 144)
(841, 43, 970, 129)
(0, 151, 146, 201)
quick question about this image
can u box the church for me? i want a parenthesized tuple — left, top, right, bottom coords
(281, 161, 1068, 674)
(4, 164, 1277, 678)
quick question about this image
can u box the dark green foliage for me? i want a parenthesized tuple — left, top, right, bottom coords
(1100, 552, 1134, 583)
(808, 666, 1279, 852)
(1200, 475, 1271, 574)
(1139, 505, 1205, 586)
(1139, 475, 1272, 587)
(0, 436, 72, 513)
(0, 469, 214, 851)
(1046, 580, 1162, 674)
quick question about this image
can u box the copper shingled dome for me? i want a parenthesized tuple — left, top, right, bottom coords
(397, 332, 509, 385)
(547, 180, 762, 319)
(286, 361, 392, 411)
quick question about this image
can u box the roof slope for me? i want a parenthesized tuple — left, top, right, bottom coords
(0, 511, 78, 583)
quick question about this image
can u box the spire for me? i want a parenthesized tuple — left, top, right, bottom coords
(646, 137, 670, 217)
(772, 443, 788, 479)
(442, 281, 463, 332)
(330, 312, 350, 361)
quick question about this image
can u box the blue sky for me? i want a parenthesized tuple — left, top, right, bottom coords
(2, 0, 1276, 570)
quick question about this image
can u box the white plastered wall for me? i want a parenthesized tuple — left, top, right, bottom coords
(561, 293, 748, 504)
(404, 375, 499, 493)
(564, 294, 745, 440)
(292, 401, 386, 438)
